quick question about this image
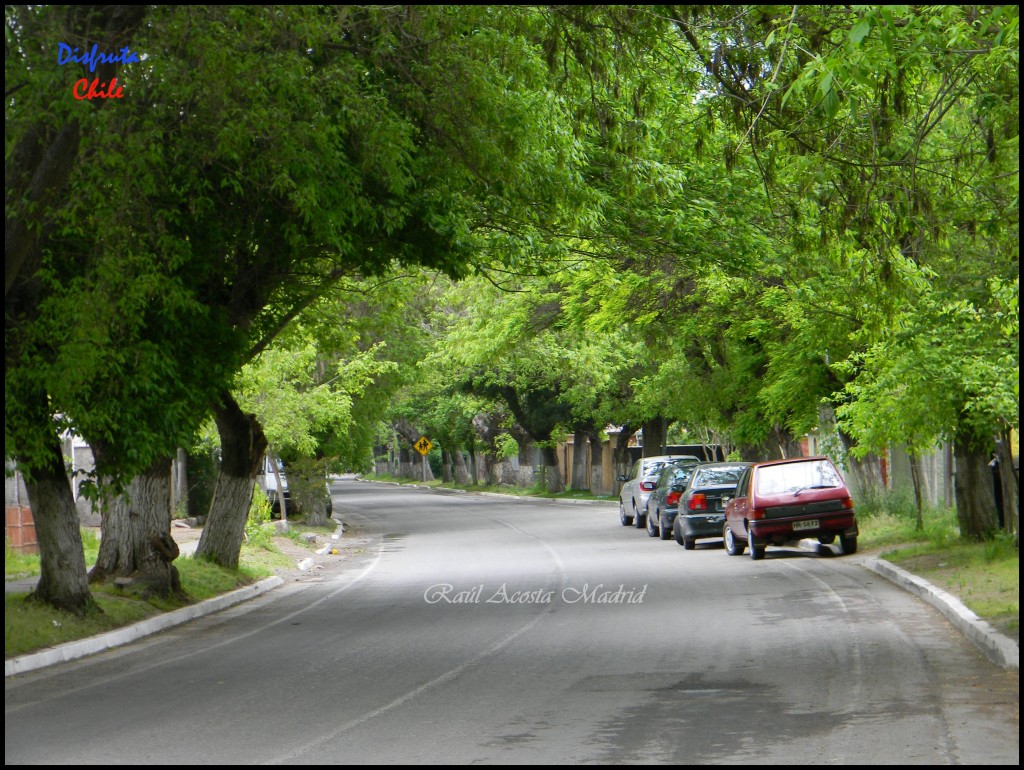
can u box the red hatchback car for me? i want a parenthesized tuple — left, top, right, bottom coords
(723, 456, 858, 560)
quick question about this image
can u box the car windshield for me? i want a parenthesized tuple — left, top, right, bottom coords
(693, 466, 745, 488)
(755, 460, 843, 496)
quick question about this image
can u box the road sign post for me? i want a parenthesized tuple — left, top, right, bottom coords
(414, 436, 433, 482)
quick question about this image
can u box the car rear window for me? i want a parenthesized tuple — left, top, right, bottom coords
(755, 460, 844, 496)
(694, 466, 745, 487)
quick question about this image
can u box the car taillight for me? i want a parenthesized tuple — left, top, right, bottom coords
(667, 490, 681, 506)
(841, 497, 854, 509)
(640, 481, 656, 492)
(750, 507, 766, 520)
(688, 493, 707, 511)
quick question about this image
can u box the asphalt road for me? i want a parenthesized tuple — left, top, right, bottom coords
(5, 480, 1019, 764)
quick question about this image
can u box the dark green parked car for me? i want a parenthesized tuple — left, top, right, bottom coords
(674, 462, 752, 549)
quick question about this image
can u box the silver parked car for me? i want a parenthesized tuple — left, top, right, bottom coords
(618, 455, 701, 529)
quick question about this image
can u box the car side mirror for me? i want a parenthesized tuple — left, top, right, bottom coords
(616, 474, 627, 483)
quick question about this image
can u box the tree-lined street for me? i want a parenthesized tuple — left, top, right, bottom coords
(6, 5, 1017, 619)
(5, 481, 1018, 764)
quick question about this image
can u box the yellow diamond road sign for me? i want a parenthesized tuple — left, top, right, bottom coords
(414, 436, 433, 456)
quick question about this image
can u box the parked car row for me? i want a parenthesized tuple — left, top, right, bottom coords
(618, 454, 859, 560)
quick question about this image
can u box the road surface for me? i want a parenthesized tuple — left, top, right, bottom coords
(5, 480, 1019, 764)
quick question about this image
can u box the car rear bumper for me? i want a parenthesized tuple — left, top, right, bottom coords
(680, 513, 725, 537)
(748, 511, 857, 543)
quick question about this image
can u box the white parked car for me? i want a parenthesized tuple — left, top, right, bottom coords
(258, 456, 333, 519)
(617, 455, 700, 529)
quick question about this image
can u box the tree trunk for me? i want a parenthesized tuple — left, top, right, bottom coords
(469, 446, 480, 485)
(611, 425, 634, 495)
(174, 447, 188, 516)
(589, 431, 604, 494)
(570, 428, 589, 491)
(995, 428, 1018, 536)
(91, 455, 181, 597)
(485, 449, 500, 486)
(641, 418, 666, 458)
(196, 393, 267, 569)
(270, 454, 288, 522)
(21, 431, 96, 617)
(398, 445, 416, 479)
(909, 453, 924, 532)
(454, 448, 472, 485)
(953, 429, 998, 541)
(442, 449, 453, 483)
(541, 444, 564, 493)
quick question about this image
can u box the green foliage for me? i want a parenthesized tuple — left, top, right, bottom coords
(5, 6, 1018, 582)
(837, 278, 1019, 455)
(494, 433, 520, 461)
(245, 487, 275, 550)
(284, 456, 331, 518)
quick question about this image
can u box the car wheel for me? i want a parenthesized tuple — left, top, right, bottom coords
(659, 519, 672, 540)
(839, 534, 858, 555)
(748, 531, 765, 560)
(817, 534, 836, 545)
(673, 521, 685, 546)
(634, 503, 646, 529)
(724, 525, 745, 556)
(683, 537, 695, 550)
(646, 509, 659, 537)
(619, 502, 633, 527)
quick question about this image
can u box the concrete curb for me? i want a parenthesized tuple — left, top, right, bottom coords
(5, 576, 283, 678)
(864, 557, 1019, 671)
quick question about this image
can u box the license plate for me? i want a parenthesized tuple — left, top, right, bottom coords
(792, 519, 818, 532)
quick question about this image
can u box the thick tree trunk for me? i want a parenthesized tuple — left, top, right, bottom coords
(196, 394, 267, 569)
(21, 432, 96, 616)
(442, 449, 453, 483)
(398, 446, 417, 479)
(540, 444, 564, 493)
(91, 456, 181, 597)
(641, 418, 666, 458)
(454, 448, 472, 485)
(953, 430, 998, 541)
(570, 429, 589, 491)
(485, 450, 500, 486)
(611, 425, 634, 494)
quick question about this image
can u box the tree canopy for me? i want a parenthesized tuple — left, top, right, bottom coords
(5, 5, 1017, 612)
